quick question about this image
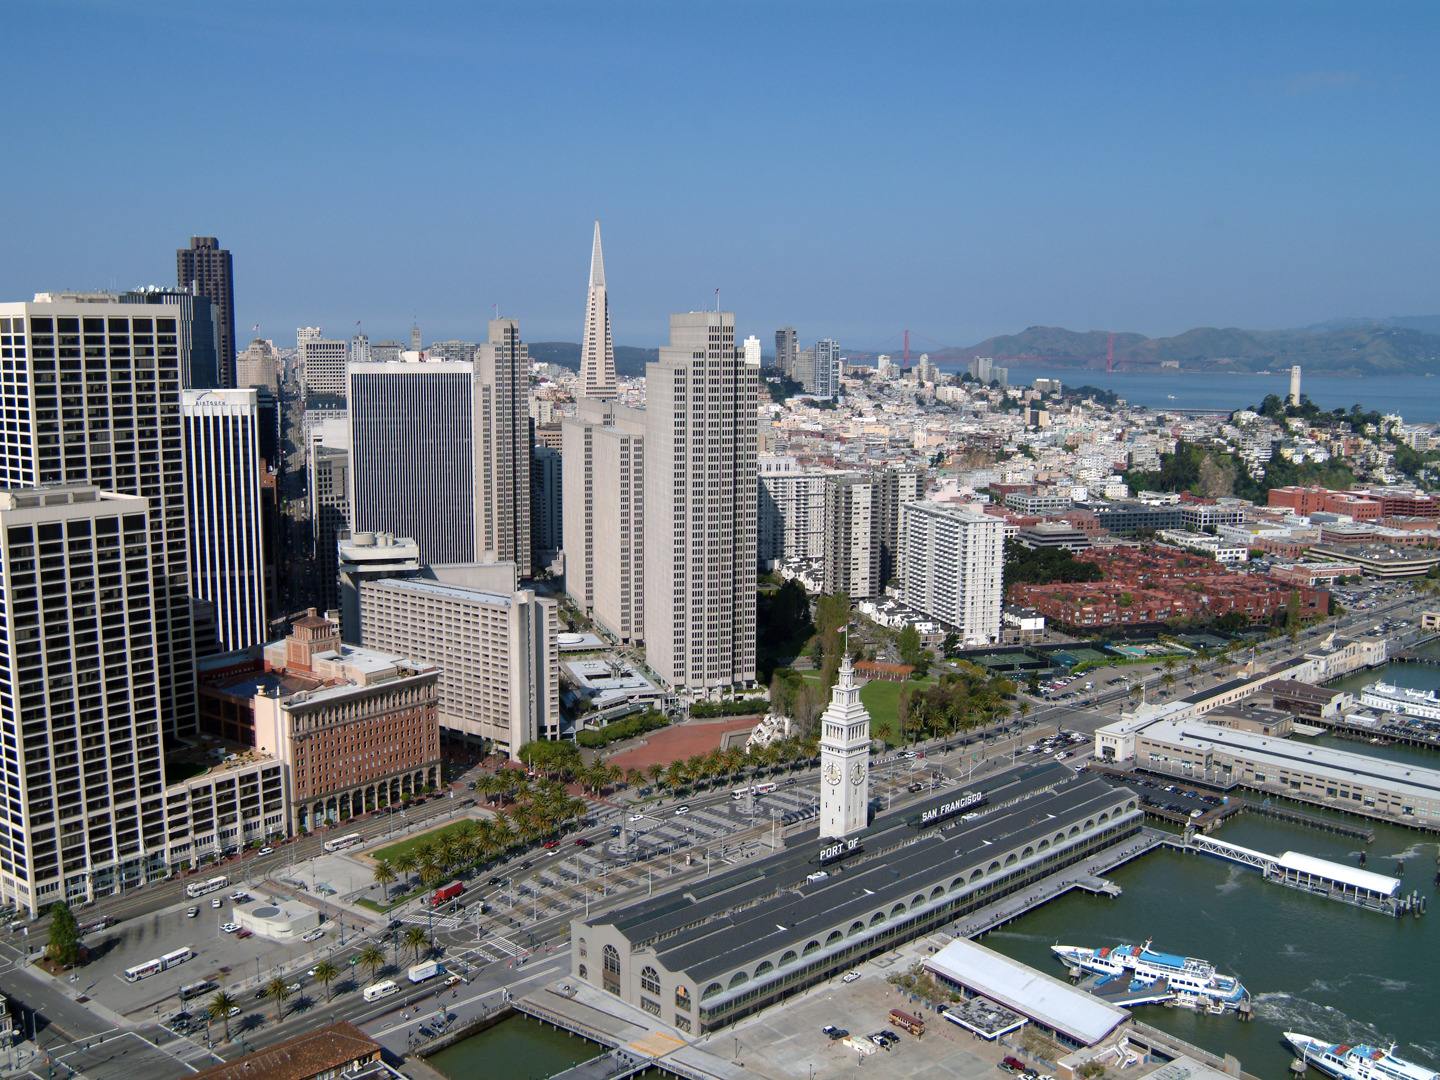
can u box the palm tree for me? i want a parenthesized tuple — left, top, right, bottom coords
(372, 859, 397, 899)
(311, 960, 338, 1002)
(358, 943, 387, 982)
(403, 925, 430, 962)
(264, 976, 292, 1023)
(392, 848, 420, 887)
(207, 990, 238, 1042)
(418, 862, 445, 891)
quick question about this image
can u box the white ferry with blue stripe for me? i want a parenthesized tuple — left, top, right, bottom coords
(1285, 1032, 1438, 1080)
(1050, 940, 1247, 1011)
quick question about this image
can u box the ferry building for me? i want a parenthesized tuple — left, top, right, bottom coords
(570, 659, 1142, 1032)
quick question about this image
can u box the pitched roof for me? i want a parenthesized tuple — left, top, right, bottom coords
(191, 1021, 380, 1080)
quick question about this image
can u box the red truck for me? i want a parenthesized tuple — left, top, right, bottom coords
(431, 881, 464, 907)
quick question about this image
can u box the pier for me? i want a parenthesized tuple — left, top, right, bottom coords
(1242, 798, 1376, 841)
(1177, 833, 1423, 916)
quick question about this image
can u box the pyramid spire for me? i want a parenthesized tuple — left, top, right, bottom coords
(588, 219, 606, 289)
(578, 219, 617, 399)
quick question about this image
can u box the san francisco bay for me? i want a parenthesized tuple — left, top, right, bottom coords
(986, 656, 1440, 1078)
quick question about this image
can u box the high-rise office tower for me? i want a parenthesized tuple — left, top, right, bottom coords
(359, 577, 559, 758)
(578, 220, 617, 399)
(350, 333, 371, 366)
(476, 318, 532, 577)
(0, 294, 196, 734)
(309, 446, 350, 611)
(814, 338, 841, 397)
(562, 399, 645, 643)
(235, 337, 281, 393)
(531, 442, 563, 565)
(183, 390, 268, 652)
(348, 357, 484, 565)
(176, 236, 236, 387)
(410, 323, 422, 352)
(0, 486, 167, 913)
(299, 328, 348, 397)
(644, 312, 758, 693)
(122, 285, 220, 389)
(899, 502, 1004, 646)
(824, 473, 879, 598)
(775, 327, 797, 378)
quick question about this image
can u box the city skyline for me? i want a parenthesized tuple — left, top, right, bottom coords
(6, 3, 1440, 348)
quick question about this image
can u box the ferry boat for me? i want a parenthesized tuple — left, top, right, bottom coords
(1359, 682, 1440, 722)
(1050, 940, 1247, 1011)
(1285, 1032, 1439, 1080)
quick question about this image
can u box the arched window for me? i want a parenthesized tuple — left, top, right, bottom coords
(1004, 853, 1018, 866)
(890, 902, 906, 918)
(602, 945, 621, 994)
(848, 920, 865, 937)
(1023, 846, 1035, 859)
(912, 894, 925, 909)
(641, 966, 661, 995)
(675, 984, 691, 1010)
(728, 970, 748, 989)
(1039, 839, 1050, 851)
(930, 885, 944, 901)
(1069, 824, 1080, 836)
(968, 868, 983, 883)
(870, 911, 886, 926)
(755, 960, 774, 977)
(1099, 812, 1110, 824)
(825, 930, 843, 946)
(578, 964, 588, 980)
(702, 982, 723, 1000)
(987, 860, 1001, 876)
(577, 937, 587, 958)
(780, 950, 798, 966)
(803, 939, 821, 957)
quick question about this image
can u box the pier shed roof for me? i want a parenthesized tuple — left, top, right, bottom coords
(1277, 851, 1400, 897)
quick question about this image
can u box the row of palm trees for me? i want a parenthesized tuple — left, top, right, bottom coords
(203, 926, 437, 1043)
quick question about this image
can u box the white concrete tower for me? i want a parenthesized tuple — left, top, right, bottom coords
(819, 652, 871, 839)
(579, 220, 617, 399)
(1289, 365, 1302, 407)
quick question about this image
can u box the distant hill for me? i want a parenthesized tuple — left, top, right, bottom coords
(528, 341, 657, 378)
(929, 323, 1440, 376)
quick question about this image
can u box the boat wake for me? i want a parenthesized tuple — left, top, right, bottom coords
(1252, 992, 1390, 1046)
(984, 930, 1053, 943)
(1214, 866, 1244, 895)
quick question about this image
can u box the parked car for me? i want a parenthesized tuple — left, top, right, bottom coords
(220, 922, 240, 934)
(822, 1025, 848, 1039)
(236, 928, 253, 939)
(841, 970, 861, 983)
(186, 906, 199, 918)
(211, 897, 223, 908)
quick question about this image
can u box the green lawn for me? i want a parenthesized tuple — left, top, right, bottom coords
(860, 676, 937, 746)
(369, 819, 474, 865)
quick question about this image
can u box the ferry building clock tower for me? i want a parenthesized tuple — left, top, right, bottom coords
(820, 652, 871, 839)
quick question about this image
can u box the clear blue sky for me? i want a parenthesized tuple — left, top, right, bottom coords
(6, 1, 1438, 351)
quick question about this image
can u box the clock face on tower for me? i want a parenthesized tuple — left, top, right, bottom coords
(850, 761, 866, 787)
(824, 763, 841, 786)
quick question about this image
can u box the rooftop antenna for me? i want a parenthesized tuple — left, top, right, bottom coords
(714, 287, 720, 313)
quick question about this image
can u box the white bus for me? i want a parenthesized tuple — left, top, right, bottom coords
(185, 875, 228, 898)
(323, 832, 363, 853)
(161, 947, 194, 969)
(363, 979, 400, 1002)
(731, 787, 750, 801)
(753, 782, 777, 795)
(180, 979, 215, 999)
(123, 958, 164, 982)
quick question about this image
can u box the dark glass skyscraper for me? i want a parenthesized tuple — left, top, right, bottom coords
(176, 236, 236, 387)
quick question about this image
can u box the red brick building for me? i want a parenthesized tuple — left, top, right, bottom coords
(1009, 545, 1327, 630)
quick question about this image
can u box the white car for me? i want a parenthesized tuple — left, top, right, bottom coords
(841, 970, 861, 983)
(445, 972, 465, 986)
(258, 846, 274, 856)
(211, 897, 223, 908)
(186, 906, 199, 918)
(220, 922, 241, 934)
(301, 928, 325, 942)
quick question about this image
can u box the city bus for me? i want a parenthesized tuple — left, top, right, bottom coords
(185, 875, 228, 899)
(123, 958, 164, 982)
(363, 979, 400, 1002)
(180, 979, 216, 999)
(732, 782, 778, 800)
(161, 947, 194, 970)
(323, 832, 363, 853)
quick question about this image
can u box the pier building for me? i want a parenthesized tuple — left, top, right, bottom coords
(569, 762, 1141, 1033)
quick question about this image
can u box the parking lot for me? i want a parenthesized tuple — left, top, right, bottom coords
(711, 964, 1006, 1080)
(75, 890, 335, 1017)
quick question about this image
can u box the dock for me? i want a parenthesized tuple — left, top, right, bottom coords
(1177, 832, 1424, 916)
(1243, 798, 1376, 842)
